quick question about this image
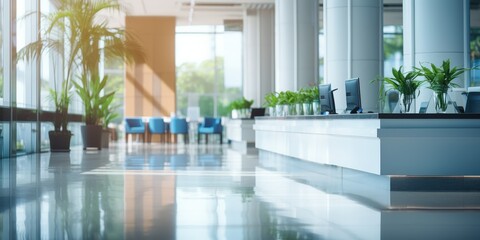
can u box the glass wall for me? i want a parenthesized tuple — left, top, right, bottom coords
(16, 0, 38, 109)
(383, 26, 403, 78)
(176, 25, 242, 117)
(0, 1, 8, 158)
(471, 28, 480, 87)
(0, 1, 4, 102)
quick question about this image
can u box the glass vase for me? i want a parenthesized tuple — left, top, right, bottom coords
(399, 93, 416, 113)
(312, 100, 321, 115)
(295, 103, 304, 116)
(268, 106, 275, 117)
(433, 91, 449, 113)
(276, 105, 284, 117)
(303, 102, 313, 115)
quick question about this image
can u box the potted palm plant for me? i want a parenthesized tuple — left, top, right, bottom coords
(416, 59, 468, 113)
(54, 0, 143, 149)
(19, 0, 143, 150)
(17, 2, 79, 151)
(383, 66, 421, 113)
(47, 83, 73, 151)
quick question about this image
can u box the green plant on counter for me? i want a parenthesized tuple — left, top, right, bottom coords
(416, 59, 467, 94)
(277, 91, 296, 105)
(308, 86, 319, 102)
(415, 59, 472, 112)
(298, 87, 318, 103)
(264, 92, 278, 107)
(229, 97, 254, 110)
(383, 66, 422, 113)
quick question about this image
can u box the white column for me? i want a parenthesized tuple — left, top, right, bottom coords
(325, 0, 382, 113)
(275, 0, 319, 92)
(403, 0, 469, 109)
(243, 5, 275, 107)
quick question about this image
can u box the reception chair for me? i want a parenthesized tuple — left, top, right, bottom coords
(465, 92, 480, 113)
(198, 117, 223, 144)
(170, 117, 189, 144)
(148, 117, 166, 143)
(386, 89, 399, 113)
(125, 118, 145, 143)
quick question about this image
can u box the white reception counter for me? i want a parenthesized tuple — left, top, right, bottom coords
(254, 113, 480, 176)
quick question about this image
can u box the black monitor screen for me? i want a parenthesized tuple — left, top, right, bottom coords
(345, 78, 361, 111)
(319, 84, 336, 114)
(250, 108, 266, 119)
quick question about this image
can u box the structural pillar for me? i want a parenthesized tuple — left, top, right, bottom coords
(403, 0, 470, 110)
(243, 5, 275, 107)
(325, 0, 382, 113)
(275, 0, 319, 92)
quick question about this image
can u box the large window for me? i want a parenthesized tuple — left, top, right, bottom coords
(176, 25, 242, 117)
(0, 1, 3, 101)
(471, 28, 480, 87)
(383, 26, 403, 78)
(16, 0, 38, 109)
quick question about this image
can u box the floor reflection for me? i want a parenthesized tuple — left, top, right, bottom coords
(0, 143, 479, 239)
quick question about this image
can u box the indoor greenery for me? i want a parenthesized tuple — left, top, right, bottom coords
(101, 94, 120, 129)
(18, 0, 143, 129)
(229, 97, 254, 110)
(264, 92, 278, 107)
(383, 66, 421, 113)
(415, 59, 469, 112)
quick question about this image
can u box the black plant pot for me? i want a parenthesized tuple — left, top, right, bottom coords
(81, 125, 102, 150)
(49, 131, 72, 152)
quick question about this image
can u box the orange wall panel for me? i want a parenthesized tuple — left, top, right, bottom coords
(125, 17, 176, 117)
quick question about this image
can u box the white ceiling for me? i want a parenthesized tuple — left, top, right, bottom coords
(107, 0, 480, 28)
(108, 0, 275, 26)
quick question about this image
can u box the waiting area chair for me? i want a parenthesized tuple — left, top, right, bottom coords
(465, 92, 480, 113)
(125, 118, 145, 143)
(198, 117, 223, 144)
(170, 117, 189, 144)
(148, 117, 166, 143)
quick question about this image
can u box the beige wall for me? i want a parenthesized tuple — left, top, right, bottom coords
(125, 16, 176, 117)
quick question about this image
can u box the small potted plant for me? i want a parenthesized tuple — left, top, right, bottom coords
(309, 87, 321, 115)
(229, 97, 254, 119)
(264, 92, 278, 117)
(416, 59, 469, 113)
(299, 88, 315, 115)
(293, 91, 304, 115)
(383, 66, 421, 113)
(276, 91, 296, 116)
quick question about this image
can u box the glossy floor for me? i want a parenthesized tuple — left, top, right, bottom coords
(1, 143, 480, 240)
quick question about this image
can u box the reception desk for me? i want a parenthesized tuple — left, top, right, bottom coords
(226, 118, 256, 150)
(254, 113, 480, 176)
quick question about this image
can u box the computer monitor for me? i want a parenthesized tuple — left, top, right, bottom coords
(250, 108, 266, 119)
(345, 78, 362, 113)
(319, 84, 337, 114)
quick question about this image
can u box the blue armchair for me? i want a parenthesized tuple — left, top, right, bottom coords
(125, 118, 145, 143)
(148, 117, 166, 143)
(198, 117, 223, 144)
(170, 117, 189, 144)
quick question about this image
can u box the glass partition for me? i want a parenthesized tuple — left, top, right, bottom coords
(176, 25, 242, 117)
